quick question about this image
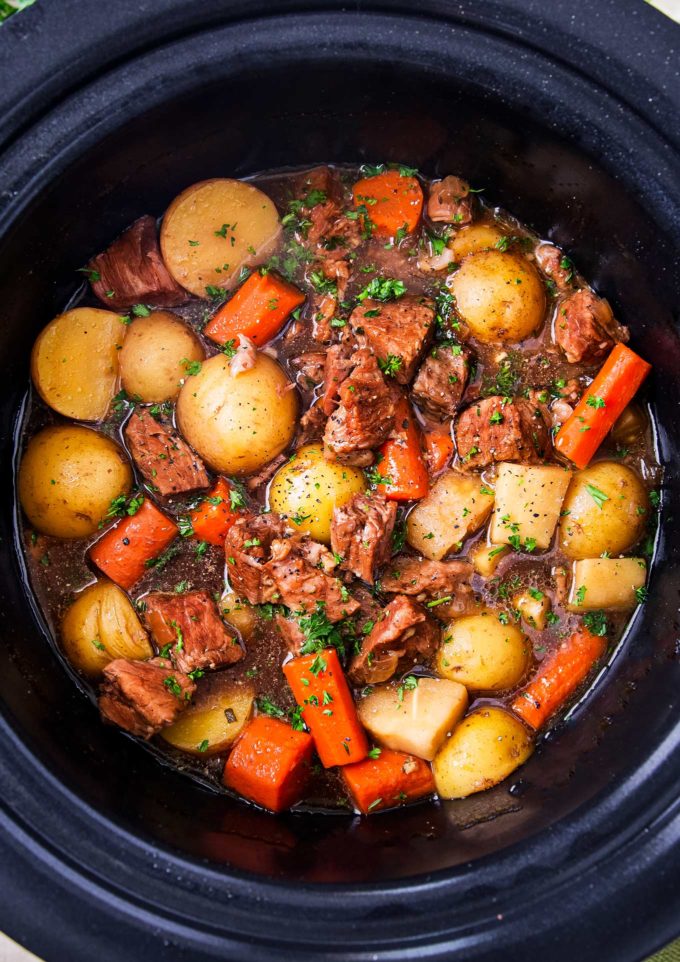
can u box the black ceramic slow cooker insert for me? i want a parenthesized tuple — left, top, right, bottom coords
(0, 2, 679, 960)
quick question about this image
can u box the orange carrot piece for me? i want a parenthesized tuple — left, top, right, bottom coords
(223, 715, 314, 812)
(511, 628, 607, 730)
(352, 169, 423, 237)
(554, 343, 651, 469)
(342, 748, 435, 814)
(423, 429, 454, 475)
(376, 398, 429, 501)
(204, 271, 305, 347)
(89, 499, 178, 590)
(283, 648, 368, 767)
(189, 477, 243, 546)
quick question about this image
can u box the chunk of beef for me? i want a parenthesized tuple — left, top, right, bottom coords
(224, 514, 360, 620)
(323, 348, 401, 465)
(321, 342, 354, 415)
(245, 453, 287, 493)
(125, 411, 209, 496)
(535, 243, 574, 292)
(88, 215, 187, 310)
(427, 176, 473, 226)
(292, 351, 326, 389)
(297, 403, 327, 446)
(350, 295, 435, 385)
(330, 493, 397, 584)
(381, 555, 475, 617)
(98, 657, 195, 739)
(554, 289, 629, 364)
(348, 596, 440, 686)
(412, 343, 471, 419)
(307, 293, 338, 344)
(455, 396, 551, 470)
(143, 590, 243, 673)
(274, 613, 307, 656)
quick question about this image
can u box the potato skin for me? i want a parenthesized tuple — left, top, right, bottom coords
(31, 307, 125, 421)
(558, 460, 648, 560)
(61, 580, 152, 678)
(268, 443, 366, 543)
(19, 426, 132, 538)
(119, 311, 204, 403)
(176, 352, 297, 476)
(436, 610, 530, 692)
(161, 675, 254, 756)
(160, 179, 282, 298)
(432, 706, 533, 799)
(449, 250, 546, 343)
(450, 223, 505, 261)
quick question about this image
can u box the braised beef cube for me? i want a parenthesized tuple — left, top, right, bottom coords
(455, 396, 551, 470)
(535, 243, 575, 293)
(275, 612, 307, 656)
(124, 411, 209, 496)
(244, 453, 287, 494)
(330, 493, 397, 584)
(143, 590, 243, 673)
(348, 595, 440, 686)
(554, 289, 629, 364)
(323, 348, 400, 465)
(412, 343, 471, 419)
(224, 514, 288, 605)
(292, 351, 327, 389)
(427, 176, 473, 226)
(322, 342, 355, 415)
(88, 215, 187, 310)
(349, 295, 435, 385)
(381, 556, 475, 617)
(98, 657, 195, 739)
(297, 402, 327, 446)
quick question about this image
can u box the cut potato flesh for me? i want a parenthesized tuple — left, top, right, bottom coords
(407, 470, 494, 561)
(160, 178, 282, 298)
(469, 541, 510, 577)
(567, 557, 646, 611)
(357, 677, 468, 761)
(161, 676, 255, 755)
(490, 462, 572, 551)
(31, 307, 125, 421)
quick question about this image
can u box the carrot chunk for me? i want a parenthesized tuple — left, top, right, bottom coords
(189, 477, 243, 546)
(352, 170, 423, 237)
(342, 748, 435, 814)
(376, 397, 429, 500)
(89, 499, 178, 590)
(423, 429, 454, 475)
(204, 271, 305, 347)
(554, 343, 651, 469)
(223, 715, 314, 812)
(283, 648, 368, 767)
(511, 628, 606, 730)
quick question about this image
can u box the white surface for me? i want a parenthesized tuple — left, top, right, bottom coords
(0, 933, 39, 962)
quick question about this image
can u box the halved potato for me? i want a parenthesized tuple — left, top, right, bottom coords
(160, 179, 282, 298)
(31, 307, 125, 420)
(490, 463, 572, 551)
(567, 558, 646, 611)
(450, 222, 505, 261)
(19, 425, 132, 538)
(469, 541, 510, 577)
(437, 610, 529, 692)
(161, 674, 255, 756)
(119, 311, 204, 403)
(61, 580, 152, 678)
(513, 589, 552, 630)
(176, 352, 298, 475)
(406, 470, 494, 561)
(432, 706, 533, 799)
(268, 443, 366, 544)
(357, 677, 468, 761)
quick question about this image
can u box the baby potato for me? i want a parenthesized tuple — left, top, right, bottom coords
(160, 179, 282, 298)
(450, 222, 505, 261)
(119, 311, 204, 403)
(432, 706, 533, 799)
(176, 352, 297, 476)
(19, 425, 132, 538)
(449, 250, 546, 343)
(268, 443, 366, 544)
(161, 675, 255, 756)
(61, 580, 152, 678)
(558, 460, 648, 560)
(610, 404, 646, 447)
(219, 586, 258, 640)
(437, 610, 530, 692)
(31, 307, 125, 420)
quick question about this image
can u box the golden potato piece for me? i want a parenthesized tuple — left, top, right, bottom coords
(558, 460, 648, 560)
(406, 470, 494, 561)
(513, 589, 552, 630)
(490, 463, 572, 551)
(357, 677, 468, 761)
(176, 352, 297, 476)
(19, 425, 132, 538)
(437, 610, 530, 692)
(567, 558, 647, 611)
(61, 580, 152, 678)
(268, 443, 366, 544)
(469, 541, 510, 577)
(119, 311, 204, 403)
(161, 675, 255, 756)
(449, 250, 545, 343)
(219, 587, 258, 640)
(433, 706, 533, 799)
(160, 179, 282, 298)
(450, 222, 505, 261)
(31, 307, 125, 420)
